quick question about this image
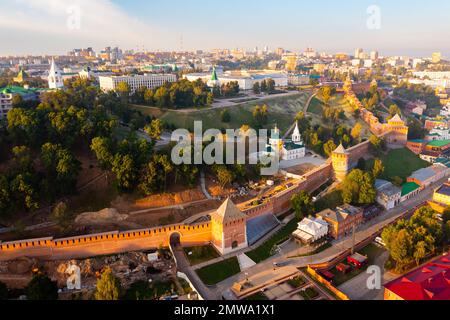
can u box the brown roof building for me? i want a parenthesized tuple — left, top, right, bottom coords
(317, 204, 364, 239)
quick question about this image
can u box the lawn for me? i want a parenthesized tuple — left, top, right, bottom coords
(298, 287, 319, 300)
(287, 276, 306, 289)
(307, 97, 324, 115)
(246, 218, 299, 263)
(329, 243, 386, 286)
(366, 148, 429, 182)
(183, 245, 220, 266)
(244, 292, 269, 301)
(196, 257, 241, 285)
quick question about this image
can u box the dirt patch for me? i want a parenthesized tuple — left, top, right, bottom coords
(75, 208, 129, 226)
(284, 163, 317, 176)
(127, 199, 220, 227)
(133, 188, 205, 210)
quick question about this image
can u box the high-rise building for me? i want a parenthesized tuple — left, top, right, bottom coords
(354, 48, 364, 59)
(370, 50, 379, 60)
(283, 53, 298, 71)
(275, 47, 285, 56)
(432, 52, 442, 64)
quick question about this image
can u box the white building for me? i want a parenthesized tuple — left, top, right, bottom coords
(375, 179, 401, 210)
(292, 217, 329, 244)
(265, 123, 306, 161)
(428, 125, 450, 141)
(79, 67, 114, 81)
(99, 74, 177, 93)
(48, 58, 64, 89)
(184, 69, 288, 91)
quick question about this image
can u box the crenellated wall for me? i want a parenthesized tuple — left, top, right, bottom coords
(0, 222, 212, 261)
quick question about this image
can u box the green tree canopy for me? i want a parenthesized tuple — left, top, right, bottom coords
(94, 267, 121, 301)
(26, 274, 58, 300)
(291, 191, 315, 221)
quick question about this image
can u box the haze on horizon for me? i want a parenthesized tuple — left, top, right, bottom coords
(0, 0, 449, 57)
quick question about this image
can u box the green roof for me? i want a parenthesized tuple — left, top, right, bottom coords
(427, 140, 450, 148)
(401, 182, 420, 197)
(0, 85, 39, 95)
(284, 141, 305, 151)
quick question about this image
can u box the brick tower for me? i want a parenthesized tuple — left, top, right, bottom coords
(332, 144, 350, 182)
(210, 198, 248, 255)
(384, 114, 409, 147)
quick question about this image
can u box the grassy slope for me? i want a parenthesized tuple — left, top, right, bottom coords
(131, 92, 310, 132)
(367, 148, 429, 181)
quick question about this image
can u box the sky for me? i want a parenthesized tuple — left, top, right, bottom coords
(0, 0, 449, 57)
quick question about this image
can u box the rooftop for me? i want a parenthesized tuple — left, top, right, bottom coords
(409, 167, 437, 183)
(401, 182, 421, 197)
(436, 183, 450, 197)
(211, 198, 247, 224)
(284, 141, 305, 151)
(384, 252, 450, 300)
(375, 179, 401, 197)
(427, 140, 450, 148)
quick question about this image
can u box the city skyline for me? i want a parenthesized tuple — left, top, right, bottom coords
(1, 0, 450, 57)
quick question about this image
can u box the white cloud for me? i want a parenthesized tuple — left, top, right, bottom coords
(0, 0, 173, 53)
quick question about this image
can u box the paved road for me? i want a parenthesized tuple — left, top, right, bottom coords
(207, 175, 447, 299)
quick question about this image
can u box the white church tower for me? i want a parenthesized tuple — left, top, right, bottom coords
(48, 58, 64, 89)
(292, 122, 303, 145)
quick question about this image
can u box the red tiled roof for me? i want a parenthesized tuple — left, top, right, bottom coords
(385, 253, 450, 300)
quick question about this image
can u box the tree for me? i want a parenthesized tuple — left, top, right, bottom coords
(388, 104, 401, 118)
(220, 109, 231, 123)
(323, 140, 337, 157)
(0, 174, 11, 215)
(260, 80, 267, 93)
(320, 86, 332, 106)
(266, 79, 275, 93)
(390, 229, 413, 271)
(253, 105, 268, 126)
(253, 82, 261, 94)
(414, 241, 427, 266)
(94, 267, 121, 300)
(341, 169, 376, 205)
(392, 176, 404, 187)
(51, 201, 71, 231)
(139, 155, 173, 195)
(112, 154, 137, 191)
(144, 119, 163, 141)
(215, 166, 233, 188)
(351, 123, 363, 141)
(26, 274, 58, 300)
(369, 134, 385, 154)
(0, 281, 8, 300)
(116, 82, 130, 101)
(372, 158, 385, 178)
(291, 191, 315, 221)
(90, 137, 113, 169)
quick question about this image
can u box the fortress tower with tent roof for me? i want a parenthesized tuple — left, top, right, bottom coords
(210, 198, 248, 255)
